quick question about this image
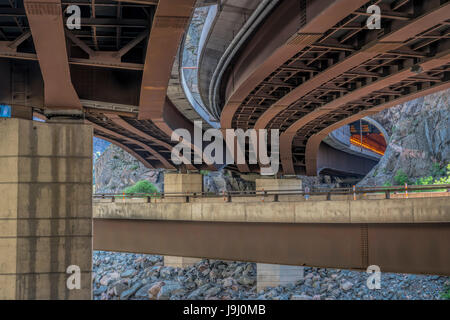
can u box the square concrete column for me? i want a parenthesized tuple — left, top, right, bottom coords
(255, 178, 304, 291)
(255, 178, 302, 192)
(163, 173, 202, 267)
(164, 173, 203, 194)
(257, 263, 305, 292)
(0, 118, 92, 299)
(164, 256, 202, 268)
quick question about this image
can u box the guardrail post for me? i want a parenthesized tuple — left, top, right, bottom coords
(186, 195, 190, 203)
(385, 190, 390, 199)
(326, 192, 331, 201)
(146, 196, 151, 203)
(111, 196, 115, 203)
(227, 192, 232, 203)
(274, 193, 279, 202)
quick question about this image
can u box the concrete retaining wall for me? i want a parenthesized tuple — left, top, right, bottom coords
(94, 196, 450, 224)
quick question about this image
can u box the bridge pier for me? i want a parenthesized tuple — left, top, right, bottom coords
(163, 173, 202, 267)
(255, 178, 305, 291)
(0, 118, 92, 299)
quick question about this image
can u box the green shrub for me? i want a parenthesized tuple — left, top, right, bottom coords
(441, 286, 450, 300)
(431, 163, 446, 178)
(394, 169, 409, 185)
(130, 164, 139, 171)
(123, 180, 159, 195)
(200, 170, 210, 176)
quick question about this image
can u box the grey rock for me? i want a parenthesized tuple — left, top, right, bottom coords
(120, 282, 144, 300)
(157, 282, 185, 300)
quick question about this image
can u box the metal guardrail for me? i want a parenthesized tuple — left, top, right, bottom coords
(93, 184, 450, 203)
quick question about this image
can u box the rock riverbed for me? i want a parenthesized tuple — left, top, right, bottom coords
(93, 251, 449, 300)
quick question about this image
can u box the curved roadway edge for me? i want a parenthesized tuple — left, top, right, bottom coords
(167, 3, 217, 129)
(197, 0, 263, 119)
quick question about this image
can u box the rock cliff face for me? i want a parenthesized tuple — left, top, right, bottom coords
(94, 144, 164, 193)
(359, 89, 449, 186)
(94, 144, 254, 194)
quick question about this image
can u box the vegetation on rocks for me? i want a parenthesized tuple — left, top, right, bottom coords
(123, 180, 159, 195)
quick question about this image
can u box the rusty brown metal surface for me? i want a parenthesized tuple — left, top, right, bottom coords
(305, 79, 450, 175)
(138, 0, 196, 120)
(24, 0, 81, 109)
(86, 119, 166, 169)
(216, 0, 449, 175)
(3, 0, 448, 175)
(220, 0, 368, 129)
(93, 219, 450, 275)
(93, 133, 154, 169)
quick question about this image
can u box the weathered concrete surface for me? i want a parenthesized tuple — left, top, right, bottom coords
(94, 197, 450, 224)
(163, 173, 202, 267)
(255, 178, 302, 192)
(254, 179, 304, 290)
(164, 256, 203, 268)
(0, 118, 92, 299)
(257, 263, 304, 292)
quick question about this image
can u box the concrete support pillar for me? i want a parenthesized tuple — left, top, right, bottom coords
(163, 173, 202, 267)
(257, 263, 305, 292)
(163, 173, 203, 194)
(255, 178, 304, 291)
(255, 178, 302, 191)
(0, 118, 92, 299)
(164, 256, 202, 268)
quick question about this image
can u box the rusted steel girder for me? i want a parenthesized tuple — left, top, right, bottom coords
(138, 0, 195, 120)
(220, 0, 369, 129)
(24, 0, 81, 110)
(94, 133, 154, 169)
(105, 113, 200, 169)
(255, 2, 450, 131)
(94, 219, 450, 276)
(86, 119, 172, 169)
(305, 79, 450, 175)
(282, 47, 450, 174)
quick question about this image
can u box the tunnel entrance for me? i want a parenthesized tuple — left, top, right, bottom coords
(349, 120, 387, 156)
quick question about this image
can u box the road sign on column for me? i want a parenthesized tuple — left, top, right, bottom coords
(0, 105, 11, 118)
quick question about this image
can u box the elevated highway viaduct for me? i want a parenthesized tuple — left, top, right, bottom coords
(0, 0, 449, 299)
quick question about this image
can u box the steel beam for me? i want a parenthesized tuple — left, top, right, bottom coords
(304, 79, 450, 175)
(280, 46, 450, 174)
(138, 0, 196, 120)
(220, 0, 369, 129)
(93, 219, 450, 276)
(255, 2, 450, 131)
(86, 120, 172, 168)
(94, 133, 154, 169)
(24, 0, 82, 110)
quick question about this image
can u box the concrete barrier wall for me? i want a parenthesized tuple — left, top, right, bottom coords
(94, 196, 450, 223)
